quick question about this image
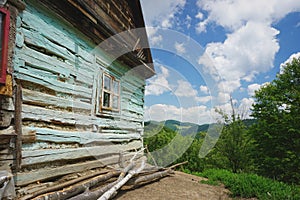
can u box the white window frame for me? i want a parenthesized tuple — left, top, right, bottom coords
(99, 73, 120, 112)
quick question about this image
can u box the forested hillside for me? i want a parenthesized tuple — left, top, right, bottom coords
(143, 57, 300, 199)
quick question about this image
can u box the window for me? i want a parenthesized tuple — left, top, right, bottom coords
(100, 73, 120, 112)
(0, 8, 9, 84)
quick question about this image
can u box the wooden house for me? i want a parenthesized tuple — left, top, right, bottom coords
(0, 0, 154, 191)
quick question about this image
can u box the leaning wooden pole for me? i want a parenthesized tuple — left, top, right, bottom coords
(98, 160, 146, 200)
(14, 84, 22, 171)
(32, 171, 120, 200)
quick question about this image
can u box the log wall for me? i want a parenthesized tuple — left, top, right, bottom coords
(11, 0, 147, 186)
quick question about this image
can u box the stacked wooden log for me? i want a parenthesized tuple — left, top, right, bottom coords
(17, 155, 187, 200)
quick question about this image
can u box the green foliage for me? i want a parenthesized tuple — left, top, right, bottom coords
(208, 101, 254, 173)
(251, 57, 300, 184)
(199, 179, 219, 186)
(175, 135, 205, 172)
(197, 169, 300, 200)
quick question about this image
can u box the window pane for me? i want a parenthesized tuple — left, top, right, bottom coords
(103, 92, 110, 108)
(112, 95, 119, 109)
(103, 75, 111, 90)
(113, 80, 119, 94)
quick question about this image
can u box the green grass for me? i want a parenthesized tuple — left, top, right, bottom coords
(191, 169, 300, 200)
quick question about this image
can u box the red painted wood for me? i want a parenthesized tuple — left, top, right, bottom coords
(0, 7, 10, 84)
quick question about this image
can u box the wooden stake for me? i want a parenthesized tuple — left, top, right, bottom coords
(14, 84, 22, 171)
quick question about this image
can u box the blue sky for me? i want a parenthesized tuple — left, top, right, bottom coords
(140, 0, 300, 125)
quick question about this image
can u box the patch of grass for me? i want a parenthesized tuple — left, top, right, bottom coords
(192, 169, 300, 200)
(199, 179, 220, 186)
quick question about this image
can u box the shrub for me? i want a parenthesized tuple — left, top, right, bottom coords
(195, 169, 300, 200)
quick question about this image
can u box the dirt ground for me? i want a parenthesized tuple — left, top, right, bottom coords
(114, 171, 232, 200)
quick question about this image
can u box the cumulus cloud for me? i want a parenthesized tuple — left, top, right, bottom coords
(196, 0, 300, 94)
(199, 85, 209, 94)
(205, 22, 279, 81)
(174, 42, 186, 54)
(174, 80, 198, 97)
(196, 96, 212, 104)
(145, 65, 171, 96)
(238, 98, 255, 118)
(199, 21, 279, 92)
(280, 52, 300, 74)
(196, 0, 300, 32)
(247, 83, 262, 96)
(195, 12, 204, 20)
(185, 15, 192, 29)
(247, 82, 269, 96)
(140, 0, 186, 28)
(144, 104, 214, 124)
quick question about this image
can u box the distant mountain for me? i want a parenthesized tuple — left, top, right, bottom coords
(145, 120, 210, 137)
(144, 119, 257, 137)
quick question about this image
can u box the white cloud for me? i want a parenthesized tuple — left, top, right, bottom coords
(196, 12, 204, 20)
(186, 15, 192, 29)
(174, 80, 198, 97)
(280, 52, 300, 74)
(145, 65, 171, 96)
(140, 0, 186, 28)
(196, 0, 300, 32)
(174, 42, 186, 55)
(199, 85, 209, 94)
(196, 19, 208, 33)
(196, 0, 300, 94)
(217, 92, 231, 104)
(238, 98, 255, 118)
(247, 82, 269, 97)
(144, 104, 214, 124)
(218, 80, 241, 94)
(150, 34, 163, 46)
(247, 83, 261, 96)
(199, 21, 279, 92)
(196, 96, 212, 104)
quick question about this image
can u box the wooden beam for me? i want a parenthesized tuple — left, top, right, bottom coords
(8, 0, 26, 11)
(23, 127, 141, 144)
(21, 140, 142, 166)
(15, 152, 138, 186)
(14, 84, 23, 171)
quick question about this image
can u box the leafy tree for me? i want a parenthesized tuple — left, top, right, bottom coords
(250, 57, 300, 184)
(210, 98, 253, 173)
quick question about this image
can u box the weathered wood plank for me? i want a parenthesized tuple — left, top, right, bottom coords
(21, 9, 94, 63)
(15, 153, 138, 186)
(22, 105, 143, 129)
(22, 28, 75, 62)
(0, 110, 13, 127)
(0, 97, 14, 111)
(14, 67, 92, 99)
(0, 126, 14, 135)
(22, 127, 141, 144)
(15, 84, 23, 170)
(0, 160, 13, 171)
(21, 140, 142, 166)
(22, 88, 91, 111)
(16, 44, 95, 81)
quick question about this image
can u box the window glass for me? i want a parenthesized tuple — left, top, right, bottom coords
(103, 75, 111, 90)
(113, 80, 119, 94)
(112, 95, 119, 109)
(103, 92, 110, 108)
(99, 73, 120, 112)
